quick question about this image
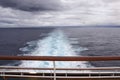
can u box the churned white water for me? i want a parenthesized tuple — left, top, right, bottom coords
(19, 29, 91, 69)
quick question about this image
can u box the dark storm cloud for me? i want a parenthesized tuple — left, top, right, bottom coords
(0, 0, 61, 11)
(0, 20, 13, 24)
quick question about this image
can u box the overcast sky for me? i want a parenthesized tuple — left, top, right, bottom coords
(0, 0, 120, 27)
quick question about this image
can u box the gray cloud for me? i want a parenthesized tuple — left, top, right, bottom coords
(0, 0, 62, 11)
(0, 0, 120, 27)
(0, 20, 14, 24)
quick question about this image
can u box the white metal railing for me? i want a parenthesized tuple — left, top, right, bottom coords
(0, 56, 120, 80)
(0, 66, 120, 79)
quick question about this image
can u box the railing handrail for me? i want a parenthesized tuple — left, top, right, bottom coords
(0, 56, 120, 61)
(0, 66, 120, 70)
(0, 56, 120, 80)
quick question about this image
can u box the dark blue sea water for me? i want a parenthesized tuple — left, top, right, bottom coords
(0, 28, 54, 65)
(0, 27, 120, 67)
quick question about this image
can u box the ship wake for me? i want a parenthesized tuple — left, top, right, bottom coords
(19, 29, 92, 70)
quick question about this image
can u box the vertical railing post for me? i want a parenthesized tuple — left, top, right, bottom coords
(53, 61, 56, 80)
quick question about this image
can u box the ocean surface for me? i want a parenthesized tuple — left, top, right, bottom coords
(0, 27, 120, 67)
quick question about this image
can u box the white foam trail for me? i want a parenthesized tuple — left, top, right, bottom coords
(19, 29, 91, 69)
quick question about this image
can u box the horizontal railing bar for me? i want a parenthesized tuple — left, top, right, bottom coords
(1, 72, 120, 74)
(0, 66, 120, 70)
(1, 75, 120, 79)
(0, 66, 52, 70)
(0, 56, 120, 61)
